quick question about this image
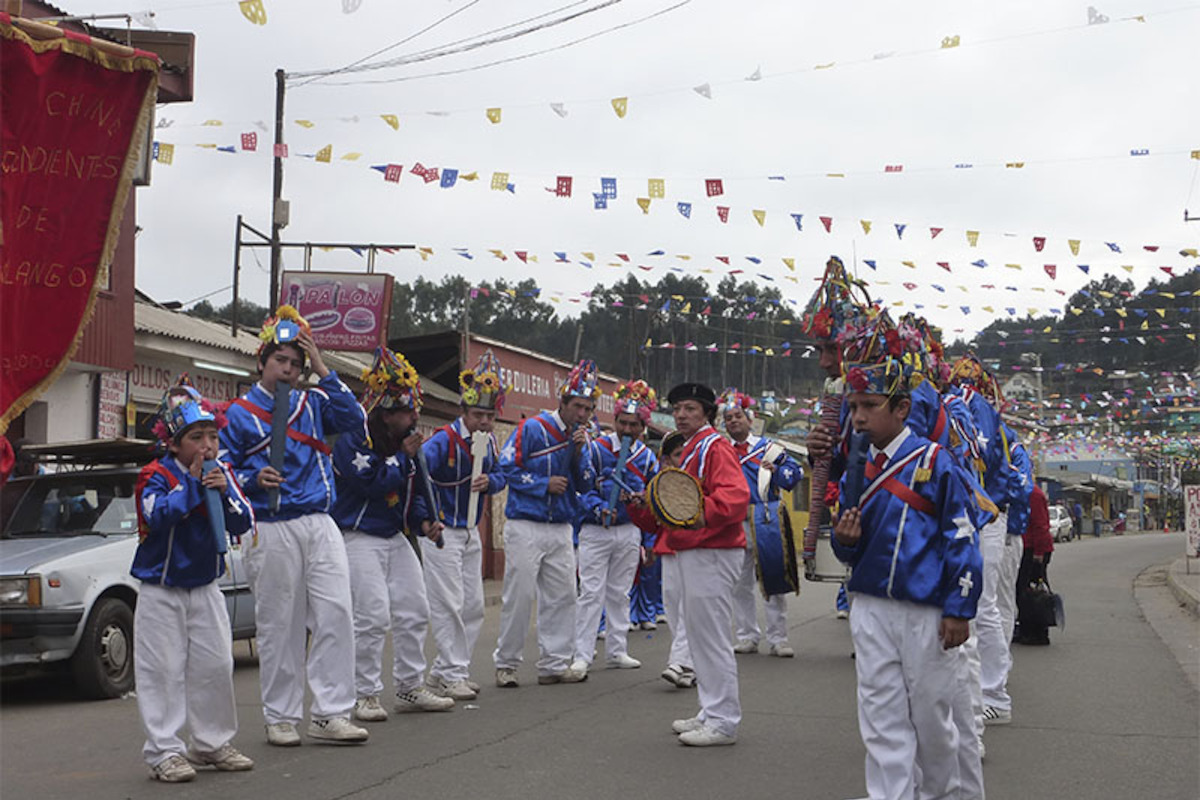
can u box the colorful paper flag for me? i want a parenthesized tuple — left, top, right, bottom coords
(486, 107, 502, 124)
(677, 202, 692, 218)
(491, 172, 509, 191)
(239, 0, 267, 25)
(860, 220, 872, 234)
(752, 209, 766, 227)
(648, 178, 665, 198)
(381, 114, 399, 130)
(966, 230, 979, 247)
(383, 164, 403, 183)
(717, 206, 730, 223)
(820, 216, 833, 232)
(273, 143, 288, 158)
(240, 132, 257, 151)
(315, 145, 332, 163)
(611, 97, 628, 118)
(705, 178, 724, 197)
(637, 197, 651, 214)
(555, 176, 572, 197)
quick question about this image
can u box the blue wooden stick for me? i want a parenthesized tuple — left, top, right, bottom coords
(267, 380, 290, 514)
(201, 459, 228, 555)
(606, 436, 632, 511)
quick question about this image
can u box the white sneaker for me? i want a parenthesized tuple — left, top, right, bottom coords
(465, 679, 481, 693)
(982, 705, 1012, 726)
(675, 668, 697, 688)
(308, 717, 369, 743)
(733, 639, 759, 654)
(639, 620, 658, 630)
(150, 754, 197, 782)
(496, 668, 519, 688)
(661, 663, 686, 686)
(596, 630, 607, 640)
(354, 695, 389, 722)
(679, 724, 737, 747)
(395, 686, 455, 713)
(672, 716, 704, 734)
(265, 722, 302, 747)
(560, 664, 588, 683)
(187, 743, 254, 771)
(655, 613, 668, 624)
(569, 658, 591, 677)
(836, 609, 850, 620)
(427, 676, 477, 701)
(606, 653, 641, 669)
(769, 643, 795, 658)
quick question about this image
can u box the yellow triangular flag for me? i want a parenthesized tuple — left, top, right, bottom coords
(239, 0, 267, 25)
(671, 295, 684, 301)
(1115, 308, 1127, 318)
(941, 34, 960, 48)
(611, 97, 628, 118)
(295, 119, 315, 128)
(1120, 265, 1134, 273)
(1155, 308, 1165, 318)
(1160, 292, 1175, 299)
(201, 119, 223, 127)
(1140, 320, 1149, 330)
(581, 251, 595, 261)
(486, 107, 502, 124)
(782, 258, 795, 271)
(196, 143, 217, 149)
(505, 289, 517, 298)
(765, 348, 775, 356)
(1027, 308, 1038, 316)
(1068, 239, 1080, 255)
(1043, 326, 1052, 333)
(1182, 248, 1199, 257)
(678, 255, 692, 261)
(418, 247, 433, 261)
(982, 306, 994, 313)
(488, 249, 506, 260)
(966, 230, 979, 247)
(340, 152, 361, 161)
(636, 197, 651, 214)
(902, 260, 915, 269)
(1070, 307, 1082, 316)
(752, 209, 766, 227)
(786, 276, 799, 283)
(860, 220, 872, 234)
(528, 255, 538, 263)
(315, 145, 332, 163)
(648, 178, 665, 198)
(1097, 290, 1113, 298)
(461, 171, 478, 181)
(380, 114, 399, 130)
(1188, 333, 1196, 341)
(1005, 263, 1022, 270)
(682, 302, 692, 313)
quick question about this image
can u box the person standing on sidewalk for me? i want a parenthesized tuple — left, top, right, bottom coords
(1092, 503, 1105, 538)
(421, 350, 509, 701)
(720, 388, 804, 658)
(492, 359, 599, 687)
(220, 307, 369, 747)
(570, 380, 659, 677)
(1015, 485, 1054, 646)
(331, 347, 454, 723)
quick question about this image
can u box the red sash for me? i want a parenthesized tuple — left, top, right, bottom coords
(135, 461, 179, 542)
(931, 404, 947, 443)
(439, 424, 472, 468)
(863, 460, 936, 516)
(233, 397, 332, 455)
(533, 415, 567, 443)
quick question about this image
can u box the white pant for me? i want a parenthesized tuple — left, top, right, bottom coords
(574, 522, 641, 664)
(243, 514, 356, 724)
(661, 553, 692, 669)
(732, 545, 789, 646)
(977, 514, 1023, 713)
(677, 547, 742, 736)
(493, 518, 577, 676)
(850, 593, 963, 800)
(422, 526, 485, 685)
(344, 531, 429, 695)
(134, 581, 237, 766)
(952, 626, 986, 800)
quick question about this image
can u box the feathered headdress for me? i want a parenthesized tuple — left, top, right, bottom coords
(360, 346, 422, 414)
(152, 374, 225, 442)
(717, 387, 756, 421)
(459, 349, 508, 413)
(258, 305, 311, 357)
(560, 359, 601, 400)
(613, 379, 656, 424)
(799, 255, 873, 342)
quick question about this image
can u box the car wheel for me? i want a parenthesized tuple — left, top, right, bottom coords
(70, 597, 135, 699)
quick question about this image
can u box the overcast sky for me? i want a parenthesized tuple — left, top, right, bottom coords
(68, 0, 1200, 341)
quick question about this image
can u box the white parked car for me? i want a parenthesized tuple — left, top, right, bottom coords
(0, 440, 255, 699)
(1048, 505, 1073, 542)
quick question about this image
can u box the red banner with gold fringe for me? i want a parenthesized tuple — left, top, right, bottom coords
(0, 15, 159, 434)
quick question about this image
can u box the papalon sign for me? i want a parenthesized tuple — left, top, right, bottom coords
(0, 17, 159, 434)
(279, 270, 394, 352)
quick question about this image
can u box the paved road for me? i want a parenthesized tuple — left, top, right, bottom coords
(2, 532, 1196, 800)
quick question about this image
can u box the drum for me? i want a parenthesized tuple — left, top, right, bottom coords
(748, 500, 800, 597)
(647, 467, 703, 529)
(804, 526, 851, 583)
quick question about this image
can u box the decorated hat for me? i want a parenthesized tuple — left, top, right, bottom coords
(799, 256, 873, 342)
(666, 382, 717, 407)
(459, 349, 508, 413)
(717, 388, 756, 420)
(843, 356, 913, 398)
(361, 346, 422, 414)
(613, 380, 656, 424)
(897, 313, 951, 387)
(153, 374, 224, 442)
(560, 359, 601, 400)
(949, 351, 1005, 408)
(258, 305, 311, 358)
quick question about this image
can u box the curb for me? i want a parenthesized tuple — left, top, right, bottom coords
(1166, 558, 1200, 617)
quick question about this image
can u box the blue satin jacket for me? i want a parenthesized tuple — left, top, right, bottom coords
(422, 418, 506, 529)
(499, 410, 596, 523)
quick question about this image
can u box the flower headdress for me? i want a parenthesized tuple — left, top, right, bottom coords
(717, 387, 756, 421)
(459, 349, 508, 413)
(360, 346, 422, 414)
(258, 305, 311, 358)
(560, 359, 601, 400)
(949, 351, 1006, 409)
(613, 379, 656, 424)
(152, 374, 225, 442)
(799, 255, 873, 342)
(843, 356, 913, 398)
(841, 310, 921, 397)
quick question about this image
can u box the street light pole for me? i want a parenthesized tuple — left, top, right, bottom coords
(269, 68, 287, 309)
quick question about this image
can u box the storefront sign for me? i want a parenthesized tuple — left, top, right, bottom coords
(129, 358, 247, 405)
(1185, 484, 1200, 558)
(279, 271, 393, 352)
(96, 371, 126, 438)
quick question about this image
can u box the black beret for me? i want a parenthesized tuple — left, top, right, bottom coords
(666, 382, 716, 406)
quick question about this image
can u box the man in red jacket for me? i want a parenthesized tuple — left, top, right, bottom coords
(658, 382, 751, 747)
(1015, 485, 1055, 646)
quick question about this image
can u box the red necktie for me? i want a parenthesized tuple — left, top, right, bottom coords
(873, 452, 888, 470)
(735, 441, 749, 457)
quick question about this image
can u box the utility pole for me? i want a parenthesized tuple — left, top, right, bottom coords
(269, 68, 287, 309)
(231, 214, 242, 336)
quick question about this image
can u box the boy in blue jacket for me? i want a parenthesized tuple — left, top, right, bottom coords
(421, 350, 508, 701)
(332, 346, 453, 722)
(133, 377, 255, 782)
(833, 355, 984, 800)
(219, 306, 369, 746)
(493, 359, 599, 687)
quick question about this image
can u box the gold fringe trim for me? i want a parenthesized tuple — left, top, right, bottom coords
(0, 18, 159, 435)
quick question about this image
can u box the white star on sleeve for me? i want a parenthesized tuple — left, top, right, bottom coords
(143, 494, 156, 515)
(385, 455, 399, 467)
(953, 513, 974, 540)
(351, 451, 373, 472)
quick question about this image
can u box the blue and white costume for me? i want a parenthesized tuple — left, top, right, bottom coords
(573, 432, 657, 668)
(220, 372, 367, 729)
(730, 434, 803, 651)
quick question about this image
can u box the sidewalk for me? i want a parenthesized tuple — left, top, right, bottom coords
(1168, 555, 1200, 616)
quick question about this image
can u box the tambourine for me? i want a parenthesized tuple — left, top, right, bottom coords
(647, 467, 703, 529)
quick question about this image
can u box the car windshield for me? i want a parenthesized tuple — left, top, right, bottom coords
(2, 473, 138, 537)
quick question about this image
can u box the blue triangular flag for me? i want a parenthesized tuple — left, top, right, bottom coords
(894, 223, 906, 239)
(678, 202, 692, 218)
(864, 260, 876, 270)
(440, 168, 459, 188)
(593, 192, 608, 209)
(790, 213, 803, 231)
